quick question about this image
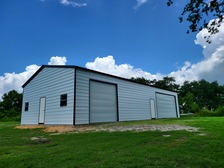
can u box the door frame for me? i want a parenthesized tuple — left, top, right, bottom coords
(39, 97, 46, 124)
(89, 79, 118, 123)
(155, 92, 178, 118)
(150, 99, 156, 119)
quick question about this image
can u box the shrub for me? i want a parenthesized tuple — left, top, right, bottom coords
(0, 109, 21, 121)
(196, 108, 216, 117)
(191, 103, 201, 113)
(215, 106, 224, 116)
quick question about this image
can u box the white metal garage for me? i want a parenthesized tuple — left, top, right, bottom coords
(89, 80, 118, 123)
(156, 93, 177, 118)
(21, 65, 180, 125)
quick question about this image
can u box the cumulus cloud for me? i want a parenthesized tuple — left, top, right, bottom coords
(169, 47, 224, 84)
(84, 19, 223, 85)
(0, 65, 40, 99)
(195, 21, 224, 58)
(86, 21, 224, 85)
(60, 0, 87, 8)
(134, 0, 149, 10)
(171, 20, 224, 84)
(48, 56, 67, 65)
(85, 55, 163, 80)
(0, 56, 67, 99)
(85, 46, 224, 86)
(85, 55, 198, 85)
(1, 19, 223, 100)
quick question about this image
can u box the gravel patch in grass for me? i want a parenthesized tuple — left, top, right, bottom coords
(30, 136, 50, 144)
(17, 124, 199, 134)
(101, 124, 199, 132)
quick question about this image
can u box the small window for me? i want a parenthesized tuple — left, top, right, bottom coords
(25, 102, 29, 111)
(60, 94, 67, 107)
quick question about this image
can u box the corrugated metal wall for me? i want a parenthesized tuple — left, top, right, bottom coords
(21, 67, 75, 125)
(75, 68, 180, 124)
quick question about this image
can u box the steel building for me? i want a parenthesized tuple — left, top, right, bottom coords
(21, 65, 180, 125)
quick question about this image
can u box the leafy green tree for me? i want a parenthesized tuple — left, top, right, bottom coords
(130, 77, 151, 85)
(154, 77, 180, 91)
(0, 90, 22, 119)
(179, 79, 224, 110)
(180, 92, 200, 113)
(130, 77, 180, 91)
(167, 0, 224, 43)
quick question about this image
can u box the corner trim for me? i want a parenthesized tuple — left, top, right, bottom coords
(73, 69, 76, 125)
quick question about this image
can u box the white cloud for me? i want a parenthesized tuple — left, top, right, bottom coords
(166, 20, 224, 84)
(85, 21, 224, 85)
(60, 0, 87, 8)
(85, 55, 163, 80)
(172, 20, 224, 84)
(195, 21, 224, 59)
(1, 19, 223, 100)
(193, 45, 224, 83)
(85, 55, 195, 85)
(169, 47, 224, 84)
(0, 65, 40, 99)
(48, 56, 67, 65)
(40, 0, 87, 8)
(134, 0, 149, 10)
(0, 56, 67, 99)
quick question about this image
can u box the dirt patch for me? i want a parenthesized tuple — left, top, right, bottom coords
(16, 125, 45, 129)
(44, 126, 76, 133)
(17, 124, 199, 134)
(30, 136, 50, 144)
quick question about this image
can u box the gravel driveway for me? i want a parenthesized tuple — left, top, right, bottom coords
(17, 124, 199, 134)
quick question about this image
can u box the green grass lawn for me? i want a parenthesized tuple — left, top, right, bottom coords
(1, 117, 224, 168)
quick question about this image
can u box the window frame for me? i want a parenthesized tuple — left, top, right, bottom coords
(25, 102, 29, 111)
(60, 94, 67, 107)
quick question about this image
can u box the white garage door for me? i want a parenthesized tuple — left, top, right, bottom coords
(90, 80, 117, 123)
(156, 93, 177, 118)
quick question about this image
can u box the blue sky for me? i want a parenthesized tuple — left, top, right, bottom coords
(1, 0, 224, 97)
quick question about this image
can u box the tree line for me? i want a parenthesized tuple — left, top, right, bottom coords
(130, 77, 224, 116)
(1, 77, 224, 120)
(0, 90, 22, 121)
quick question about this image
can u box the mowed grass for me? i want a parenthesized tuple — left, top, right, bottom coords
(1, 117, 224, 168)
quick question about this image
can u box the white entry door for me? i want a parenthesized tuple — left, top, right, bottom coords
(39, 97, 46, 124)
(150, 99, 156, 119)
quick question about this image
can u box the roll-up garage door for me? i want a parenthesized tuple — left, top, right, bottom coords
(90, 80, 117, 123)
(156, 93, 177, 118)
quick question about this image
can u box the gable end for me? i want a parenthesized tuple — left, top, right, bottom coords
(22, 65, 76, 88)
